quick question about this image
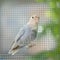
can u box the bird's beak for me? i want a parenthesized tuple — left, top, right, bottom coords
(35, 16, 39, 19)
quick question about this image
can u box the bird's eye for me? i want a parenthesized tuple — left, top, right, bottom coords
(32, 17, 34, 19)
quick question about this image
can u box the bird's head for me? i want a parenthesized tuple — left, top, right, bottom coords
(27, 15, 40, 29)
(30, 15, 40, 24)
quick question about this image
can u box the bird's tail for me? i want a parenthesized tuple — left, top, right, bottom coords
(8, 42, 20, 55)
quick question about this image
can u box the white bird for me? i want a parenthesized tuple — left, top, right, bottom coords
(8, 15, 39, 55)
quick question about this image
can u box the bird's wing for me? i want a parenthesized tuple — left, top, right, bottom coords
(15, 27, 25, 42)
(8, 27, 25, 55)
(15, 25, 37, 46)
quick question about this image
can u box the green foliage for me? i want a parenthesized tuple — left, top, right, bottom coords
(36, 0, 46, 2)
(36, 0, 60, 2)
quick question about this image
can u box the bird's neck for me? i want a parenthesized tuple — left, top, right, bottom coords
(27, 20, 38, 30)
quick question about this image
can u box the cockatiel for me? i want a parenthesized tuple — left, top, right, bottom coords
(8, 15, 39, 55)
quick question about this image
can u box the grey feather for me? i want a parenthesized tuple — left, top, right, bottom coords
(16, 25, 37, 46)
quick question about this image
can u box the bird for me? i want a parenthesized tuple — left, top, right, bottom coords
(8, 14, 40, 55)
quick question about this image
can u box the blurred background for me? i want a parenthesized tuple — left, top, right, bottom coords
(0, 0, 60, 60)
